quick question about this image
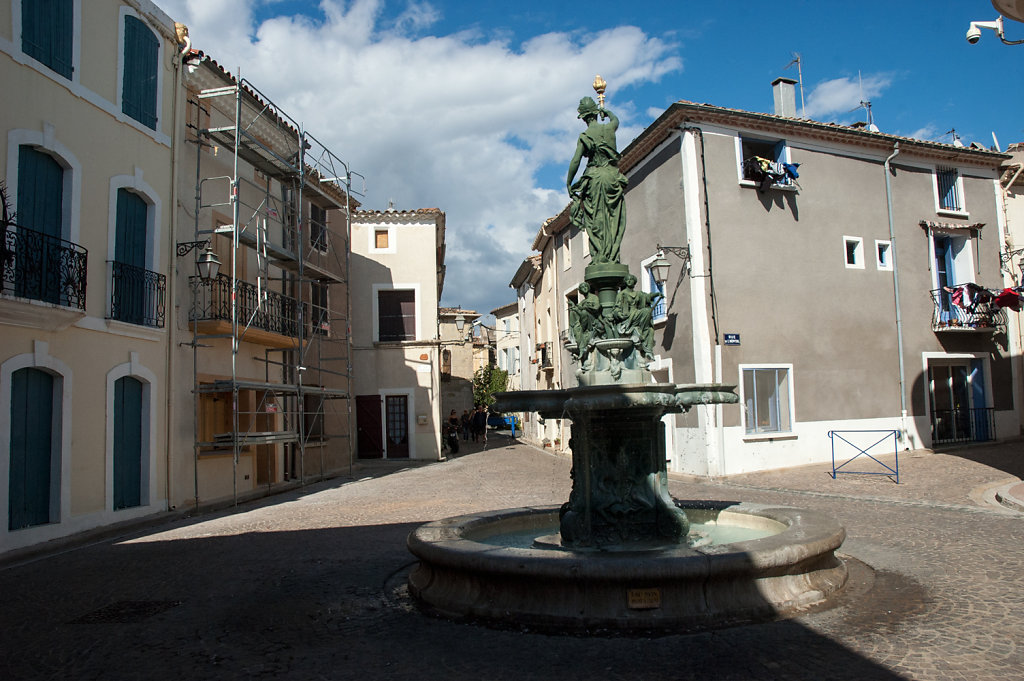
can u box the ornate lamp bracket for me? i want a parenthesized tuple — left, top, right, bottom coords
(176, 239, 211, 258)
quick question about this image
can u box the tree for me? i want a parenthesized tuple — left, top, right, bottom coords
(472, 365, 508, 408)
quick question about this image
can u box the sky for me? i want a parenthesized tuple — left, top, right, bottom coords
(157, 0, 1024, 319)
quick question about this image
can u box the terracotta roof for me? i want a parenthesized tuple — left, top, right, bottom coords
(621, 100, 1010, 173)
(490, 301, 518, 317)
(354, 208, 445, 217)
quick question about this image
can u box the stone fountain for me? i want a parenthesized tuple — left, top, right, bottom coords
(406, 79, 847, 632)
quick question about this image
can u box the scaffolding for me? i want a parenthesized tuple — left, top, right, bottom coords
(186, 72, 364, 505)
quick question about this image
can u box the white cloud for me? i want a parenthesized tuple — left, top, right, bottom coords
(159, 0, 681, 314)
(804, 74, 892, 120)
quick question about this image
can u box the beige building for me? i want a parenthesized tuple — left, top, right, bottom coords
(1, 0, 180, 552)
(438, 306, 480, 419)
(491, 301, 520, 388)
(350, 208, 446, 461)
(170, 52, 356, 508)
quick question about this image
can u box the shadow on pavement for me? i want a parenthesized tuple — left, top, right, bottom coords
(0, 516, 910, 681)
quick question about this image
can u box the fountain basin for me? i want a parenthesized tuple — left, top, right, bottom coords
(407, 502, 847, 633)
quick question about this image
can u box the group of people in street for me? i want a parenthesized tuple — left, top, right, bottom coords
(443, 405, 490, 455)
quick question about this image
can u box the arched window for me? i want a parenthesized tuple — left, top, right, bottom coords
(112, 376, 143, 509)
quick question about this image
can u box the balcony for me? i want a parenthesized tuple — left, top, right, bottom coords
(930, 287, 1006, 333)
(190, 274, 302, 347)
(1, 223, 87, 329)
(109, 261, 166, 328)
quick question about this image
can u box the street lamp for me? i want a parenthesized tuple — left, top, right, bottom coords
(195, 245, 221, 282)
(454, 313, 466, 332)
(652, 245, 692, 285)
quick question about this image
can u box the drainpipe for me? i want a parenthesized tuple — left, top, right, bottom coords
(884, 143, 909, 446)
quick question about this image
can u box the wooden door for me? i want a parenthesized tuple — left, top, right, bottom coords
(356, 395, 383, 459)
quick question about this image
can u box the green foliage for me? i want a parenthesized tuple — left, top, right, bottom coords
(472, 365, 508, 407)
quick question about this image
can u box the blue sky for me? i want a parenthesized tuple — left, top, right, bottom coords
(160, 0, 1024, 317)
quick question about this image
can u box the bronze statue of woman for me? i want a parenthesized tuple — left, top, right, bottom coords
(566, 96, 627, 265)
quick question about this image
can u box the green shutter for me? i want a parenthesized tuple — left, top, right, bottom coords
(115, 189, 147, 268)
(22, 0, 73, 79)
(17, 145, 64, 303)
(113, 377, 143, 510)
(122, 16, 159, 129)
(9, 368, 55, 530)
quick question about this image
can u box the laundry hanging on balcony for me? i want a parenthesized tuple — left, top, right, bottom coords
(743, 157, 800, 193)
(944, 283, 1023, 312)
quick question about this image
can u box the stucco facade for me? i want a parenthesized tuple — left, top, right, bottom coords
(350, 208, 445, 461)
(525, 86, 1022, 476)
(1, 0, 179, 553)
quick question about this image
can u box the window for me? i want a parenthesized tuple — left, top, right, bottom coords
(310, 204, 328, 252)
(932, 231, 975, 322)
(741, 365, 793, 435)
(935, 167, 964, 213)
(122, 15, 159, 129)
(641, 257, 667, 322)
(875, 240, 892, 271)
(22, 0, 73, 78)
(377, 289, 416, 341)
(374, 230, 388, 249)
(311, 283, 329, 334)
(440, 349, 451, 380)
(503, 319, 511, 334)
(844, 236, 864, 269)
(739, 136, 793, 189)
(561, 233, 571, 270)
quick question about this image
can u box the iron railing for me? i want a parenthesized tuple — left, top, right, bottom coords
(109, 261, 166, 328)
(2, 223, 87, 309)
(190, 273, 302, 338)
(931, 407, 996, 445)
(929, 288, 1006, 332)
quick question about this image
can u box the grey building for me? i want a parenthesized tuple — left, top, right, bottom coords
(529, 79, 1021, 476)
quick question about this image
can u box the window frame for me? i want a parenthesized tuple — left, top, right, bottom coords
(739, 363, 795, 438)
(640, 253, 668, 324)
(933, 166, 967, 217)
(309, 203, 329, 254)
(844, 236, 864, 269)
(875, 240, 893, 271)
(736, 134, 795, 190)
(373, 284, 419, 342)
(368, 225, 396, 254)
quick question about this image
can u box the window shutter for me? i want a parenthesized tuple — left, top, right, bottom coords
(18, 146, 63, 238)
(22, 0, 73, 79)
(115, 189, 148, 268)
(122, 16, 159, 129)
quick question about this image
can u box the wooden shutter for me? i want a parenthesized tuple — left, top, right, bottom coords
(122, 16, 159, 129)
(115, 189, 147, 268)
(113, 376, 143, 509)
(9, 368, 55, 530)
(22, 0, 73, 79)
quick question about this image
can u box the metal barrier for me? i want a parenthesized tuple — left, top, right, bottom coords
(829, 430, 899, 483)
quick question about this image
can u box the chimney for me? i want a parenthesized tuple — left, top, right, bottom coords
(772, 77, 798, 117)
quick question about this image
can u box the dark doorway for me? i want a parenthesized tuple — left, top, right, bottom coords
(356, 395, 383, 459)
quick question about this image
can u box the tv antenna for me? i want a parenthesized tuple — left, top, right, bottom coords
(784, 53, 806, 118)
(847, 71, 878, 131)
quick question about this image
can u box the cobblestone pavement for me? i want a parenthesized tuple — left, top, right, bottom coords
(1, 434, 1022, 680)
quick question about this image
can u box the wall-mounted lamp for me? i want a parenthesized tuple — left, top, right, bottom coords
(177, 239, 221, 282)
(454, 313, 466, 332)
(652, 244, 692, 285)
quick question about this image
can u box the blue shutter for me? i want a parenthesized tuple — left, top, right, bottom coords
(113, 377, 143, 509)
(22, 0, 73, 79)
(122, 16, 159, 129)
(115, 189, 147, 268)
(9, 368, 54, 530)
(17, 145, 64, 303)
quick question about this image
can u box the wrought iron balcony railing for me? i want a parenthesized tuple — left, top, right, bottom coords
(2, 223, 87, 309)
(931, 407, 995, 445)
(190, 273, 302, 338)
(109, 261, 166, 328)
(929, 287, 1006, 332)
